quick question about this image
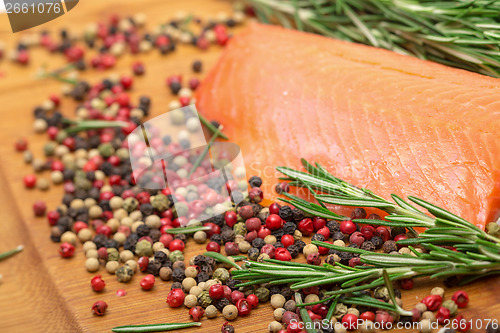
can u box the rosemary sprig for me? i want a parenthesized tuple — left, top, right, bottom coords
(0, 245, 24, 261)
(246, 0, 500, 77)
(204, 251, 243, 270)
(62, 119, 128, 133)
(163, 226, 210, 234)
(277, 159, 500, 247)
(188, 125, 223, 177)
(111, 322, 201, 332)
(295, 293, 318, 333)
(198, 114, 228, 140)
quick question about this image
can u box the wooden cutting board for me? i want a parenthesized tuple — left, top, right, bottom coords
(0, 1, 498, 332)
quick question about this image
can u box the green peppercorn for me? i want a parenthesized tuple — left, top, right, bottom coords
(247, 247, 259, 261)
(123, 197, 139, 213)
(255, 287, 270, 303)
(442, 300, 458, 316)
(98, 143, 115, 158)
(43, 142, 56, 156)
(374, 286, 390, 301)
(233, 222, 247, 236)
(486, 222, 500, 235)
(197, 290, 212, 308)
(135, 239, 153, 257)
(106, 248, 119, 262)
(334, 303, 348, 320)
(212, 268, 230, 283)
(116, 265, 134, 283)
(74, 176, 91, 190)
(169, 250, 184, 262)
(150, 194, 170, 212)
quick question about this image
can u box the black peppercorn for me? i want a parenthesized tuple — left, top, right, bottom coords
(391, 226, 407, 238)
(278, 206, 293, 222)
(292, 208, 304, 222)
(393, 288, 402, 298)
(211, 214, 225, 227)
(252, 238, 265, 250)
(382, 240, 398, 253)
(221, 228, 235, 243)
(210, 234, 222, 245)
(248, 176, 262, 188)
(193, 255, 208, 267)
(444, 276, 461, 288)
(172, 268, 186, 282)
(326, 220, 340, 234)
(361, 241, 376, 252)
(368, 213, 382, 220)
(274, 242, 283, 249)
(351, 208, 367, 220)
(196, 271, 209, 283)
(171, 282, 183, 290)
(136, 224, 151, 238)
(154, 251, 168, 265)
(215, 298, 230, 312)
(294, 240, 306, 252)
(149, 229, 161, 243)
(147, 260, 162, 276)
(371, 236, 383, 249)
(283, 222, 297, 235)
(140, 203, 154, 216)
(311, 234, 326, 242)
(192, 60, 202, 73)
(104, 239, 119, 249)
(339, 251, 354, 265)
(287, 244, 300, 258)
(174, 234, 187, 243)
(271, 228, 284, 239)
(93, 234, 107, 249)
(268, 285, 281, 295)
(332, 232, 345, 242)
(281, 286, 293, 300)
(50, 226, 63, 242)
(247, 247, 260, 261)
(226, 278, 241, 290)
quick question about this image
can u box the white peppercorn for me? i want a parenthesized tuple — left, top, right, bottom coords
(106, 261, 120, 274)
(273, 308, 285, 321)
(223, 305, 238, 321)
(86, 249, 98, 259)
(78, 229, 93, 242)
(360, 320, 374, 333)
(421, 311, 435, 321)
(184, 294, 198, 308)
(304, 294, 320, 304)
(182, 277, 197, 292)
(303, 244, 318, 255)
(85, 258, 100, 272)
(83, 241, 97, 253)
(264, 235, 277, 244)
(113, 232, 127, 245)
(193, 231, 207, 244)
(419, 319, 432, 333)
(120, 250, 134, 262)
(61, 231, 77, 245)
(268, 321, 282, 332)
(189, 286, 203, 297)
(270, 294, 286, 309)
(430, 287, 445, 298)
(205, 305, 218, 319)
(125, 260, 137, 272)
(185, 266, 198, 278)
(152, 242, 165, 252)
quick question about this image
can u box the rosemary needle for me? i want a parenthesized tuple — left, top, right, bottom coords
(198, 114, 228, 140)
(187, 125, 223, 177)
(111, 322, 201, 332)
(0, 245, 24, 261)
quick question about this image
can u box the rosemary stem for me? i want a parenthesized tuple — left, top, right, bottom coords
(0, 245, 24, 261)
(187, 125, 223, 177)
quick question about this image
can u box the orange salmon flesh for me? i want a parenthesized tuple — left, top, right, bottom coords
(196, 23, 500, 228)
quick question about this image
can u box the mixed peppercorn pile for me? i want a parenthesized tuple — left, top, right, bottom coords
(8, 7, 499, 333)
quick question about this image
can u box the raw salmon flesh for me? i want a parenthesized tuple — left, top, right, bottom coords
(196, 23, 500, 228)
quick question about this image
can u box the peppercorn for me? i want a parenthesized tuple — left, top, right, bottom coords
(194, 231, 207, 243)
(135, 239, 153, 257)
(172, 268, 186, 282)
(382, 240, 398, 253)
(311, 234, 326, 242)
(192, 60, 203, 73)
(116, 265, 134, 283)
(233, 222, 246, 236)
(442, 300, 458, 316)
(270, 294, 286, 309)
(332, 231, 345, 242)
(169, 250, 184, 262)
(248, 176, 262, 188)
(159, 267, 172, 281)
(255, 287, 270, 303)
(147, 260, 162, 276)
(278, 206, 293, 221)
(247, 247, 259, 261)
(92, 301, 108, 316)
(351, 208, 367, 220)
(361, 241, 376, 252)
(334, 303, 348, 320)
(198, 290, 213, 308)
(451, 290, 469, 308)
(222, 304, 238, 321)
(151, 194, 170, 211)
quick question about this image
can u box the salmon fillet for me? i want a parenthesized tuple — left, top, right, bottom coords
(196, 23, 500, 227)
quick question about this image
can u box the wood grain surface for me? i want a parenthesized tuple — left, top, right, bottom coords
(0, 1, 498, 332)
